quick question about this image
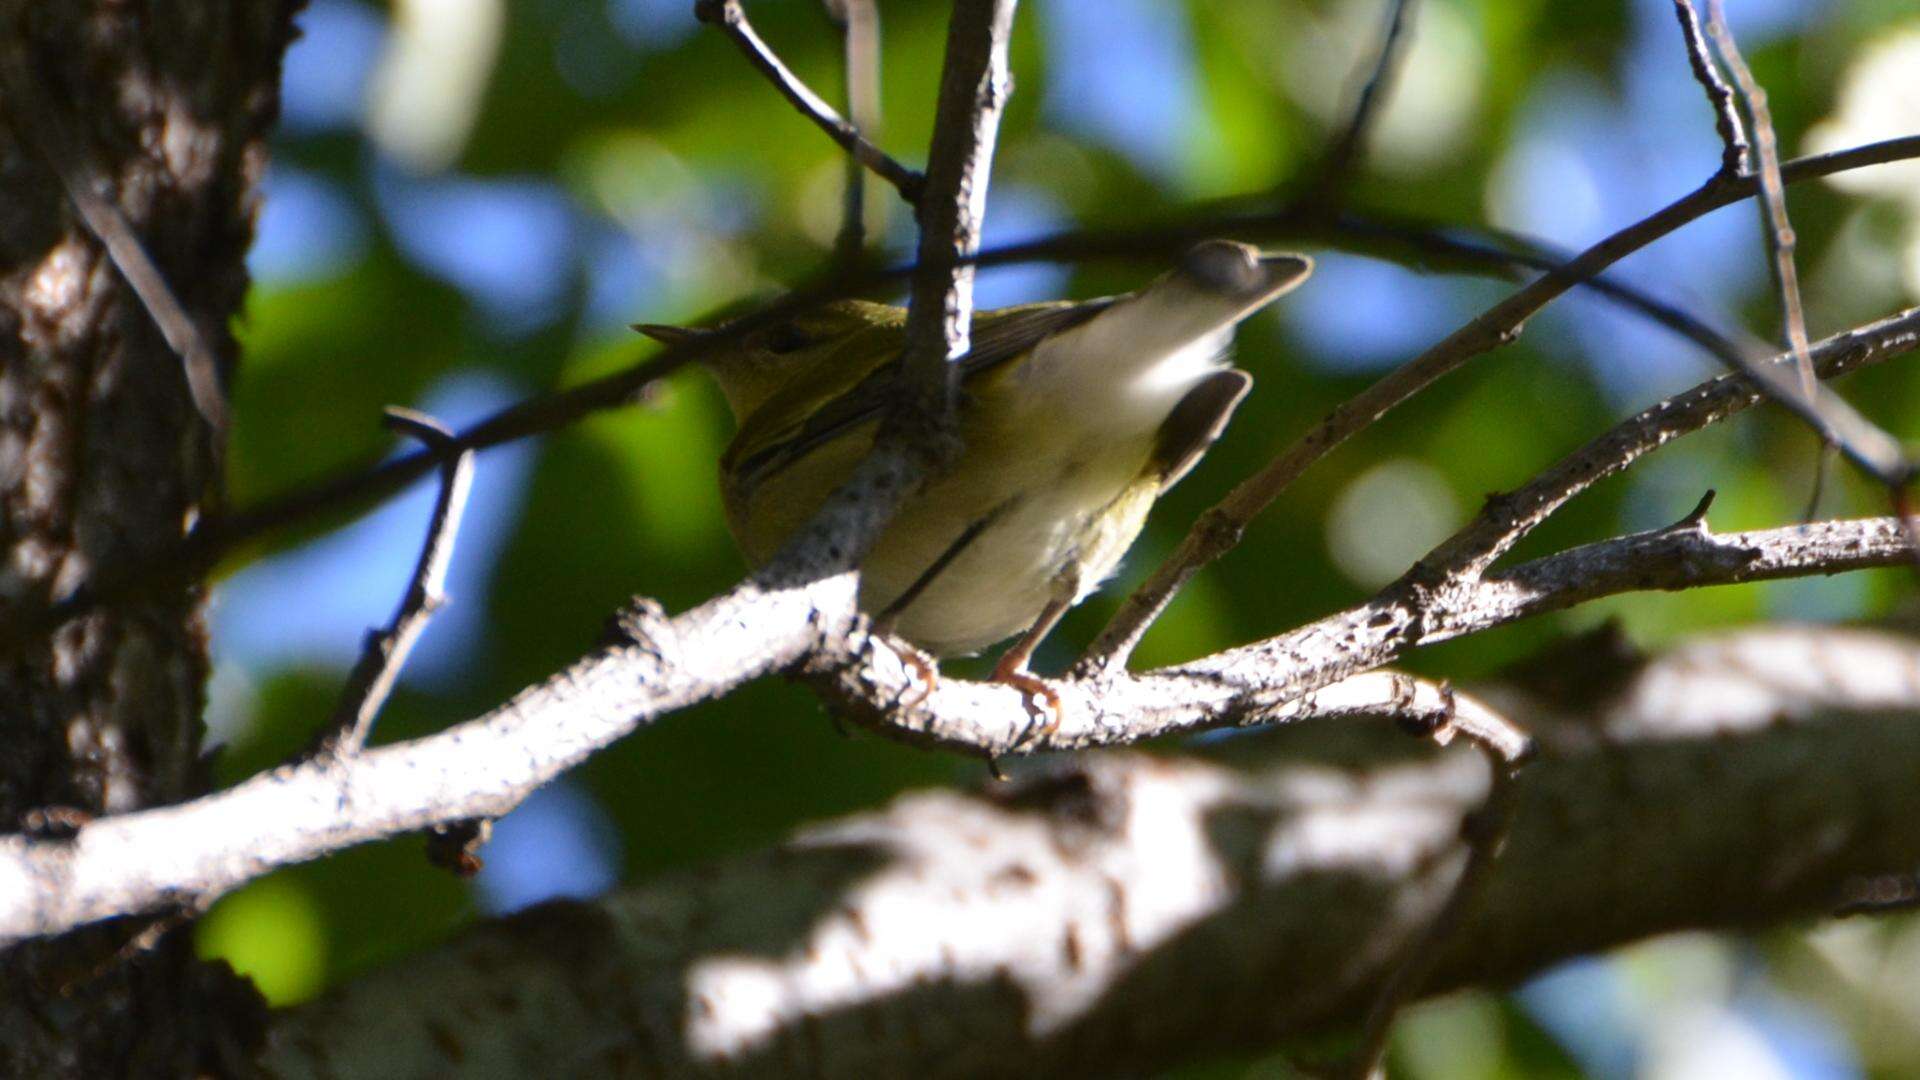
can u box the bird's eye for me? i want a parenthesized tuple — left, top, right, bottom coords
(762, 323, 811, 354)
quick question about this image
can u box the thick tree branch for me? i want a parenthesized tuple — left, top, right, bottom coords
(2, 513, 1907, 945)
(259, 626, 1920, 1078)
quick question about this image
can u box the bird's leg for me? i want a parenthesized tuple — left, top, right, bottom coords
(992, 598, 1069, 750)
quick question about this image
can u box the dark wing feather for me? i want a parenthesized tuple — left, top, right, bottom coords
(1151, 369, 1251, 488)
(733, 298, 1117, 492)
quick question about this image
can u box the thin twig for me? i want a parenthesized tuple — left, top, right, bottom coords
(9, 134, 1920, 661)
(697, 0, 924, 204)
(1671, 0, 1749, 177)
(321, 409, 475, 755)
(1331, 684, 1530, 1080)
(1078, 137, 1920, 675)
(1700, 3, 1919, 550)
(824, 0, 882, 267)
(1419, 304, 1920, 580)
(0, 35, 229, 435)
(1802, 438, 1835, 522)
(1702, 1, 1814, 401)
(1313, 0, 1419, 198)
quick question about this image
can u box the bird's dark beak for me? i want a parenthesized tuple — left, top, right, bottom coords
(1177, 241, 1312, 300)
(1257, 252, 1313, 288)
(632, 323, 713, 346)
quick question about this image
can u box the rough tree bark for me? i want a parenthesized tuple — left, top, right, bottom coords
(0, 2, 298, 1074)
(258, 625, 1920, 1078)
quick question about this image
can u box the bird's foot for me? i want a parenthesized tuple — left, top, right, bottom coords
(991, 656, 1063, 752)
(894, 642, 941, 711)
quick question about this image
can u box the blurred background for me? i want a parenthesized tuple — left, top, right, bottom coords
(195, 0, 1920, 1075)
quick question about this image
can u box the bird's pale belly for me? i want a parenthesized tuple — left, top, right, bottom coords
(856, 447, 1160, 656)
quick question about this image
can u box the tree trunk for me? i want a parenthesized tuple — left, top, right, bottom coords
(0, 2, 297, 1074)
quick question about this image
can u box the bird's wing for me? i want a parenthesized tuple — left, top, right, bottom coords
(958, 297, 1116, 380)
(728, 298, 1117, 494)
(1150, 368, 1252, 488)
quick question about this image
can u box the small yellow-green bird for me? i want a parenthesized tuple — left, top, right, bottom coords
(640, 240, 1311, 688)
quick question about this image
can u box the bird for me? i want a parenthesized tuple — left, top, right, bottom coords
(638, 240, 1311, 699)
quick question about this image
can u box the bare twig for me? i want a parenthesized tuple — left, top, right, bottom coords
(1080, 136, 1920, 675)
(10, 135, 1920, 662)
(1420, 304, 1920, 579)
(813, 515, 1916, 760)
(696, 0, 923, 204)
(824, 0, 882, 265)
(1313, 0, 1419, 197)
(0, 36, 228, 435)
(1671, 0, 1749, 177)
(321, 409, 475, 756)
(1702, 1, 1815, 399)
(1696, 2, 1915, 554)
(1333, 685, 1529, 1080)
(892, 0, 1019, 432)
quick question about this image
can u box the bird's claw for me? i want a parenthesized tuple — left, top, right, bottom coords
(992, 663, 1062, 752)
(894, 644, 940, 710)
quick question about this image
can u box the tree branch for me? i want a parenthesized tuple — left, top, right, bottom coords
(1332, 681, 1530, 1080)
(824, 0, 883, 264)
(1080, 135, 1920, 673)
(13, 133, 1919, 664)
(697, 0, 923, 203)
(321, 409, 474, 755)
(893, 0, 1017, 425)
(3, 509, 1902, 949)
(1672, 0, 1749, 178)
(811, 515, 1913, 759)
(258, 625, 1920, 1078)
(1421, 303, 1920, 579)
(1312, 0, 1418, 198)
(1702, 0, 1815, 397)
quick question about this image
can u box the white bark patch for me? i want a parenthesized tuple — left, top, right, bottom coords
(682, 763, 1245, 1058)
(23, 240, 87, 328)
(1260, 753, 1484, 880)
(1607, 626, 1920, 738)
